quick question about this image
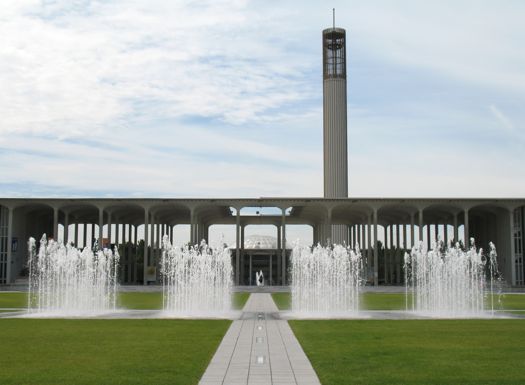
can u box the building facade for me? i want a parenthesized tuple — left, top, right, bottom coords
(0, 197, 523, 286)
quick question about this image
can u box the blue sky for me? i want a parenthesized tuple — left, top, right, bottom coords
(1, 0, 524, 200)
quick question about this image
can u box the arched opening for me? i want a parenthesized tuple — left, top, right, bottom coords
(208, 224, 235, 247)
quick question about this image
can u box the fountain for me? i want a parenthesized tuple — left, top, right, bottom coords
(404, 239, 499, 317)
(161, 237, 233, 315)
(290, 243, 363, 315)
(28, 235, 119, 315)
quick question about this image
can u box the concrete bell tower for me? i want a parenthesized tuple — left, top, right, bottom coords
(323, 12, 348, 244)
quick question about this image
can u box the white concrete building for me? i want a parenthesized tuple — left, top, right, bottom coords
(0, 197, 523, 287)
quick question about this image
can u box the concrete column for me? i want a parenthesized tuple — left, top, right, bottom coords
(464, 209, 470, 249)
(196, 222, 201, 242)
(276, 225, 282, 284)
(269, 254, 273, 285)
(249, 254, 253, 286)
(115, 219, 120, 246)
(240, 247, 245, 285)
(510, 209, 516, 286)
(107, 212, 112, 246)
(204, 224, 209, 243)
(5, 207, 13, 283)
(241, 224, 245, 249)
(383, 225, 388, 284)
(156, 221, 160, 260)
(326, 208, 333, 245)
(281, 208, 287, 285)
(410, 213, 415, 248)
(396, 223, 401, 284)
(426, 223, 431, 250)
(453, 214, 459, 244)
(124, 224, 129, 281)
(384, 225, 388, 284)
(389, 224, 394, 283)
(152, 220, 156, 261)
(434, 224, 439, 245)
(418, 209, 424, 245)
(443, 223, 448, 246)
(133, 225, 138, 283)
(190, 210, 196, 244)
(91, 223, 95, 248)
(64, 212, 69, 243)
(373, 210, 378, 286)
(143, 208, 149, 285)
(98, 208, 104, 250)
(53, 207, 59, 241)
(235, 208, 240, 286)
(367, 214, 372, 273)
(360, 224, 365, 255)
(82, 223, 87, 249)
(74, 222, 79, 247)
(403, 222, 407, 250)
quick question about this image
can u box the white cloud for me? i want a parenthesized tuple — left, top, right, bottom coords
(0, 0, 316, 138)
(0, 0, 524, 201)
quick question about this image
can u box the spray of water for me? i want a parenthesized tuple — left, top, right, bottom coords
(27, 234, 119, 315)
(291, 243, 363, 314)
(404, 239, 500, 317)
(161, 236, 233, 315)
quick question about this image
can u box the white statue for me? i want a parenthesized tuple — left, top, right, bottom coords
(256, 270, 264, 286)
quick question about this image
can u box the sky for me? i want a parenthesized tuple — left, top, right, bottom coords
(1, 1, 525, 245)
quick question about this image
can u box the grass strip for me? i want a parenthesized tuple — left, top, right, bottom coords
(290, 319, 525, 385)
(0, 319, 230, 385)
(271, 292, 525, 311)
(1, 291, 251, 310)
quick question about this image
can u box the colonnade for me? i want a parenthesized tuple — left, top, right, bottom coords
(0, 199, 523, 286)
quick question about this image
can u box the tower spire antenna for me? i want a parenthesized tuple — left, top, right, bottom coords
(333, 8, 335, 29)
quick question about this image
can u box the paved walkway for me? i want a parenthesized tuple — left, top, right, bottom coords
(199, 293, 321, 385)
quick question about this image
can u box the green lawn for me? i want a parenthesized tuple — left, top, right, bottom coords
(232, 292, 250, 310)
(0, 292, 26, 308)
(272, 292, 291, 310)
(0, 291, 250, 311)
(361, 292, 408, 310)
(271, 292, 525, 311)
(118, 292, 164, 309)
(290, 320, 525, 385)
(0, 319, 230, 385)
(2, 291, 524, 312)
